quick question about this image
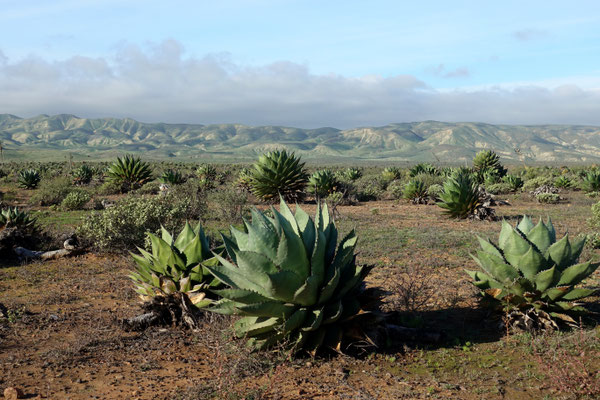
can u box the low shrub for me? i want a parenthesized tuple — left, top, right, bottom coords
(536, 193, 560, 204)
(486, 182, 513, 195)
(523, 176, 554, 191)
(77, 194, 190, 250)
(207, 186, 249, 224)
(30, 177, 74, 206)
(61, 190, 91, 210)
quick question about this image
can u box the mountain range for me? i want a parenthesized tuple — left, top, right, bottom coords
(1, 114, 599, 163)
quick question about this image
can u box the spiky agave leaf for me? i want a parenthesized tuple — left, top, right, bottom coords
(249, 150, 308, 202)
(437, 172, 484, 218)
(17, 169, 41, 189)
(129, 222, 220, 308)
(107, 155, 153, 193)
(466, 215, 599, 331)
(206, 198, 378, 354)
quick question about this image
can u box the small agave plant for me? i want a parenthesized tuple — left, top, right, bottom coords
(206, 199, 378, 354)
(72, 164, 94, 185)
(466, 216, 599, 331)
(130, 222, 220, 309)
(17, 169, 41, 189)
(0, 207, 37, 231)
(159, 169, 186, 185)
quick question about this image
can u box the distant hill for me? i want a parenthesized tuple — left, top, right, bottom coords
(1, 114, 600, 163)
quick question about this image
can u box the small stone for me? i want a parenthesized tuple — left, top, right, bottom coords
(4, 387, 24, 400)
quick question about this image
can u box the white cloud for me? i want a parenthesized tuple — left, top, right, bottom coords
(0, 40, 599, 128)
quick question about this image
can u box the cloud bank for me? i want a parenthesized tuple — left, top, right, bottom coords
(1, 40, 599, 128)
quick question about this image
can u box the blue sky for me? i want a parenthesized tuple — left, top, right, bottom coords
(1, 0, 600, 127)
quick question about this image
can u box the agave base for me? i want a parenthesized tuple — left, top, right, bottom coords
(124, 292, 202, 331)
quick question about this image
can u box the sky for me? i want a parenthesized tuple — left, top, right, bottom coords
(1, 0, 600, 128)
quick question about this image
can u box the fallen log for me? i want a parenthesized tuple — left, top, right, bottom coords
(14, 237, 80, 261)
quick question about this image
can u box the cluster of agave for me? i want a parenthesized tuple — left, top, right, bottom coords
(130, 199, 378, 354)
(107, 155, 153, 193)
(467, 216, 598, 331)
(17, 169, 41, 189)
(0, 207, 37, 231)
(249, 150, 308, 202)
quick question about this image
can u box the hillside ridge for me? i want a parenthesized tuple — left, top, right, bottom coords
(1, 114, 599, 162)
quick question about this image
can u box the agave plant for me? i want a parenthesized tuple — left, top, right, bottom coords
(206, 199, 378, 354)
(107, 155, 153, 193)
(554, 175, 572, 189)
(0, 207, 37, 231)
(17, 169, 41, 189)
(409, 163, 438, 177)
(196, 164, 217, 180)
(502, 174, 524, 190)
(337, 167, 362, 182)
(403, 179, 428, 204)
(381, 166, 403, 181)
(473, 150, 507, 179)
(72, 165, 93, 185)
(308, 170, 338, 199)
(466, 216, 599, 331)
(159, 169, 186, 185)
(249, 150, 308, 202)
(437, 172, 488, 219)
(581, 171, 600, 193)
(130, 222, 220, 309)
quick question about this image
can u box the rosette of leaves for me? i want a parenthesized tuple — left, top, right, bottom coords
(437, 171, 484, 219)
(72, 165, 93, 185)
(159, 169, 186, 185)
(17, 169, 41, 189)
(409, 163, 438, 177)
(130, 222, 220, 309)
(206, 199, 378, 354)
(337, 167, 362, 182)
(403, 179, 428, 204)
(502, 174, 524, 191)
(0, 207, 37, 231)
(107, 155, 153, 193)
(381, 166, 403, 181)
(581, 171, 600, 193)
(236, 167, 253, 191)
(473, 150, 507, 180)
(308, 170, 338, 199)
(249, 150, 308, 202)
(554, 176, 572, 189)
(466, 216, 599, 331)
